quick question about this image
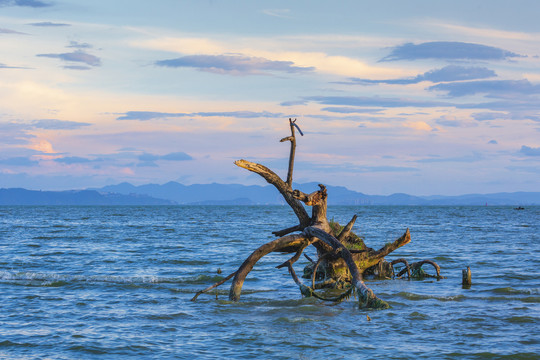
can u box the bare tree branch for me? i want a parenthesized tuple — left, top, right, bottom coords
(337, 215, 358, 242)
(191, 271, 237, 301)
(229, 234, 309, 301)
(234, 159, 310, 229)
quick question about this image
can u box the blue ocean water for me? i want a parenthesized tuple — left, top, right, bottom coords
(0, 205, 538, 359)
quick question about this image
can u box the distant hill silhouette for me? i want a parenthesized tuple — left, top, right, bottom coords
(1, 183, 538, 205)
(0, 188, 175, 205)
(95, 182, 540, 206)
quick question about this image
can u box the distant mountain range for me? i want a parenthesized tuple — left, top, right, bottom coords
(0, 188, 174, 205)
(1, 182, 538, 205)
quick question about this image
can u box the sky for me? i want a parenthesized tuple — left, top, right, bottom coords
(0, 0, 539, 195)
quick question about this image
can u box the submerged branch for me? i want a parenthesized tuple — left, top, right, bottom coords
(191, 271, 237, 301)
(391, 258, 411, 278)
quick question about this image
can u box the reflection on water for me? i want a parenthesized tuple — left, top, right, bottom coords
(0, 205, 538, 359)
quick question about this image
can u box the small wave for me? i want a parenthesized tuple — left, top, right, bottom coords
(481, 295, 540, 304)
(0, 340, 38, 348)
(504, 273, 537, 281)
(274, 316, 320, 324)
(30, 251, 64, 256)
(456, 316, 484, 323)
(32, 236, 54, 240)
(145, 312, 191, 320)
(505, 316, 538, 324)
(160, 259, 211, 265)
(492, 287, 539, 295)
(433, 256, 451, 261)
(42, 281, 69, 288)
(0, 269, 181, 286)
(68, 345, 107, 355)
(446, 352, 540, 360)
(408, 311, 429, 320)
(521, 296, 540, 304)
(395, 291, 465, 302)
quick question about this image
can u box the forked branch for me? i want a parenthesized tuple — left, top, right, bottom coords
(279, 118, 302, 188)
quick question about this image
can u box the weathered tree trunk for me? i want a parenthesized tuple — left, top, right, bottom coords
(193, 118, 441, 309)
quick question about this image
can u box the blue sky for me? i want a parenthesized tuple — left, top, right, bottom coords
(0, 0, 539, 195)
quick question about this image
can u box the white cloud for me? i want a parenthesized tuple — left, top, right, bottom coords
(403, 121, 433, 131)
(133, 34, 407, 78)
(430, 22, 538, 41)
(261, 9, 291, 19)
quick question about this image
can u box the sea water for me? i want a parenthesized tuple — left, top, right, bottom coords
(0, 205, 538, 359)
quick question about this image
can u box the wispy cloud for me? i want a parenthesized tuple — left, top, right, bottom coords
(67, 41, 92, 49)
(0, 120, 90, 150)
(297, 95, 452, 108)
(344, 65, 497, 85)
(0, 122, 35, 144)
(63, 65, 92, 70)
(261, 9, 291, 18)
(0, 156, 39, 166)
(519, 145, 540, 156)
(435, 116, 477, 128)
(137, 151, 193, 167)
(155, 54, 315, 75)
(321, 107, 383, 114)
(380, 41, 523, 62)
(0, 62, 28, 69)
(430, 22, 538, 41)
(0, 0, 51, 7)
(298, 162, 419, 174)
(36, 50, 101, 67)
(31, 119, 92, 130)
(54, 156, 92, 164)
(429, 79, 540, 97)
(117, 110, 284, 121)
(138, 152, 193, 161)
(28, 21, 70, 27)
(0, 27, 27, 35)
(472, 111, 540, 122)
(417, 153, 483, 163)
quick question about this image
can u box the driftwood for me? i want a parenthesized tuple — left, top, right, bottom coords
(462, 266, 472, 288)
(193, 119, 441, 309)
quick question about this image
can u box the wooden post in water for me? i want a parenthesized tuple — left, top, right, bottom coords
(462, 266, 472, 288)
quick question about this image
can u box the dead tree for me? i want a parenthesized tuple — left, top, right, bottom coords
(192, 119, 441, 309)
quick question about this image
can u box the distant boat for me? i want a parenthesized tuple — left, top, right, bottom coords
(514, 206, 525, 210)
